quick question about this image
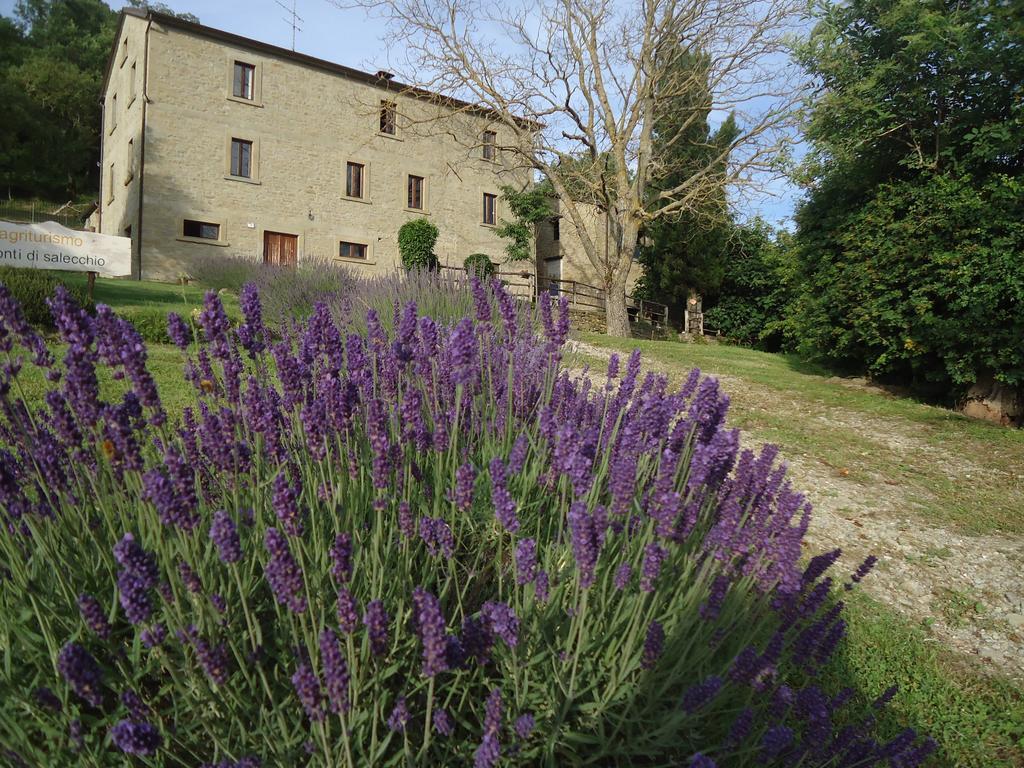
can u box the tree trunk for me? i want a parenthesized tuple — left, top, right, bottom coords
(604, 273, 631, 337)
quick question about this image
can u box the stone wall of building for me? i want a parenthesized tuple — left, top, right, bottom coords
(99, 12, 534, 282)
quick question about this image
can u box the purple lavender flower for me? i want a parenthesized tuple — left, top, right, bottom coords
(34, 687, 61, 713)
(514, 713, 534, 740)
(515, 539, 537, 586)
(210, 594, 227, 614)
(700, 575, 730, 621)
(337, 587, 359, 634)
(364, 600, 390, 656)
(272, 471, 304, 537)
(474, 688, 503, 768)
(448, 317, 480, 387)
(419, 517, 455, 558)
(846, 555, 878, 589)
(167, 312, 191, 350)
(534, 570, 550, 603)
(109, 719, 162, 756)
(399, 501, 416, 539)
(179, 561, 202, 594)
(114, 533, 157, 625)
(413, 587, 448, 677)
(69, 719, 83, 751)
(319, 628, 349, 714)
(58, 643, 103, 708)
(613, 563, 632, 591)
(209, 511, 242, 564)
(681, 676, 723, 713)
(454, 462, 476, 511)
(121, 688, 150, 720)
(803, 548, 842, 584)
(726, 708, 754, 747)
(481, 602, 519, 648)
(291, 656, 324, 722)
(568, 502, 599, 589)
(264, 528, 307, 613)
(186, 630, 231, 686)
(141, 623, 167, 648)
(689, 755, 716, 768)
(77, 594, 111, 640)
(640, 543, 668, 593)
(433, 708, 454, 736)
(330, 533, 353, 582)
(507, 435, 528, 474)
(760, 725, 794, 759)
(387, 696, 409, 732)
(237, 283, 267, 355)
(641, 620, 664, 670)
(489, 457, 520, 533)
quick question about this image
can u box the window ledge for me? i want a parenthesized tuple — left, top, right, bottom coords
(127, 96, 136, 109)
(377, 131, 403, 141)
(224, 175, 261, 185)
(227, 95, 263, 108)
(404, 207, 429, 215)
(342, 195, 372, 205)
(123, 173, 134, 187)
(176, 237, 230, 247)
(335, 256, 376, 266)
(480, 222, 498, 229)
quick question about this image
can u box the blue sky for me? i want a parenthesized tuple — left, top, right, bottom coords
(1, 0, 803, 225)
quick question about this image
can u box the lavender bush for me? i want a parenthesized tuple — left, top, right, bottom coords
(0, 277, 935, 766)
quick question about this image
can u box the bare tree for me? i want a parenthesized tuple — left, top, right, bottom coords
(334, 0, 806, 335)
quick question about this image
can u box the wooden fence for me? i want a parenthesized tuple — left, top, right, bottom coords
(441, 266, 669, 327)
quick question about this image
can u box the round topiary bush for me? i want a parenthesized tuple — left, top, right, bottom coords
(0, 281, 934, 767)
(464, 253, 496, 280)
(398, 218, 440, 272)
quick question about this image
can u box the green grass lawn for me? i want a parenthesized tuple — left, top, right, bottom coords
(62, 274, 241, 318)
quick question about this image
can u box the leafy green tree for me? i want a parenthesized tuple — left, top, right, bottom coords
(494, 184, 552, 262)
(636, 50, 739, 317)
(1, 0, 117, 198)
(702, 220, 797, 351)
(398, 218, 440, 271)
(792, 0, 1024, 398)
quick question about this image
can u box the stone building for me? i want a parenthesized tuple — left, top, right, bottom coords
(97, 9, 535, 281)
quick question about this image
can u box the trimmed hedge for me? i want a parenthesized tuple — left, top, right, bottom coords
(0, 267, 93, 327)
(464, 253, 496, 279)
(398, 218, 440, 272)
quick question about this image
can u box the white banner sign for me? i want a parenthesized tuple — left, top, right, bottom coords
(0, 219, 131, 278)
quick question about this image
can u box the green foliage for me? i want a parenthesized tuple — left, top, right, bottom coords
(0, 0, 117, 198)
(793, 0, 1024, 398)
(703, 221, 797, 351)
(0, 266, 92, 326)
(397, 218, 440, 272)
(125, 1, 200, 23)
(637, 49, 739, 312)
(463, 252, 495, 279)
(793, 174, 1024, 395)
(494, 184, 552, 262)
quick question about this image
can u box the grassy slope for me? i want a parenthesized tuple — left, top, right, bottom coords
(576, 333, 1024, 767)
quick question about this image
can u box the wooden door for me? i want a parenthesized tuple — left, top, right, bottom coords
(263, 231, 298, 267)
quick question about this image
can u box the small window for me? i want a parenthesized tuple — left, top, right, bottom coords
(339, 241, 367, 260)
(407, 175, 424, 210)
(183, 220, 221, 240)
(230, 138, 253, 178)
(127, 138, 135, 180)
(110, 93, 117, 132)
(107, 163, 115, 201)
(482, 130, 496, 160)
(233, 61, 255, 100)
(483, 193, 497, 225)
(552, 217, 560, 241)
(380, 100, 396, 135)
(129, 62, 137, 103)
(346, 162, 364, 198)
(121, 37, 128, 65)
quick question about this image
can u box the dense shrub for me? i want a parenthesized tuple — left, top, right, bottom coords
(189, 254, 356, 323)
(398, 218, 440, 272)
(703, 222, 796, 351)
(463, 253, 496, 279)
(793, 174, 1024, 397)
(0, 279, 934, 766)
(0, 266, 92, 326)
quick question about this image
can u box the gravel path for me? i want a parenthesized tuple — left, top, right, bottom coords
(568, 340, 1024, 681)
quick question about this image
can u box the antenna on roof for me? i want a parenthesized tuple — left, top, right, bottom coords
(274, 0, 303, 51)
